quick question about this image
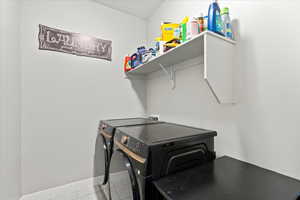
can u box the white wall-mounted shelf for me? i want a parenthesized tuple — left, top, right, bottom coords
(126, 31, 236, 104)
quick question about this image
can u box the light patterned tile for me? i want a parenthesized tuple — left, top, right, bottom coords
(20, 176, 104, 200)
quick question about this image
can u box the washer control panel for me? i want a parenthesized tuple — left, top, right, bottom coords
(115, 131, 148, 158)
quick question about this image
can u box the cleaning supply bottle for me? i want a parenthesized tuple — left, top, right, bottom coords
(208, 0, 224, 36)
(181, 16, 189, 42)
(204, 16, 208, 31)
(155, 37, 165, 56)
(124, 56, 131, 72)
(198, 13, 205, 33)
(221, 7, 233, 39)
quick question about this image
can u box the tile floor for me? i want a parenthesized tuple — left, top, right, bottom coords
(21, 171, 133, 200)
(100, 171, 133, 200)
(21, 177, 106, 200)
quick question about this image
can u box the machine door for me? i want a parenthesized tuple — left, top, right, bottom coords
(100, 133, 110, 185)
(108, 149, 141, 200)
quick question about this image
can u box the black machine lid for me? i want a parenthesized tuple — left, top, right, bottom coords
(116, 123, 217, 145)
(101, 117, 162, 128)
(153, 156, 300, 200)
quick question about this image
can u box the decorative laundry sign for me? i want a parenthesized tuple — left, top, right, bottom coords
(38, 24, 112, 61)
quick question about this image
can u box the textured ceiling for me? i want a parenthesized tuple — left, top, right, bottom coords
(22, 0, 164, 19)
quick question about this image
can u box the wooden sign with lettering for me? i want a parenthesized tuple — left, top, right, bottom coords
(38, 24, 112, 61)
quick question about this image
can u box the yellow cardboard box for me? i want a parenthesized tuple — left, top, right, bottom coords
(161, 23, 180, 42)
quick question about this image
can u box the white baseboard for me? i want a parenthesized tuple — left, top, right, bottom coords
(20, 176, 104, 200)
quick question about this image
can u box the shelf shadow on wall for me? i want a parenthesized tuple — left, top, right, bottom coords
(129, 78, 148, 112)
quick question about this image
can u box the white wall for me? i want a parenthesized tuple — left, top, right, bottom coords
(0, 0, 22, 199)
(21, 0, 147, 194)
(17, 0, 300, 196)
(146, 0, 300, 180)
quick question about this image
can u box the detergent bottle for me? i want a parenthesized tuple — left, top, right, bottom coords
(221, 7, 233, 39)
(208, 0, 224, 36)
(124, 56, 131, 72)
(181, 17, 189, 42)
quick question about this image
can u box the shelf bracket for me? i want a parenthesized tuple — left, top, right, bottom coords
(157, 63, 175, 89)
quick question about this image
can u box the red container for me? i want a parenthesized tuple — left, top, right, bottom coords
(124, 56, 131, 72)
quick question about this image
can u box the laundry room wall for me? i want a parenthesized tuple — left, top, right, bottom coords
(146, 0, 300, 180)
(21, 0, 147, 195)
(0, 0, 22, 199)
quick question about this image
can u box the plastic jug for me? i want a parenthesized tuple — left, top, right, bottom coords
(208, 0, 224, 36)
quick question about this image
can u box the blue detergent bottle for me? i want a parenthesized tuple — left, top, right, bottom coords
(208, 0, 224, 36)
